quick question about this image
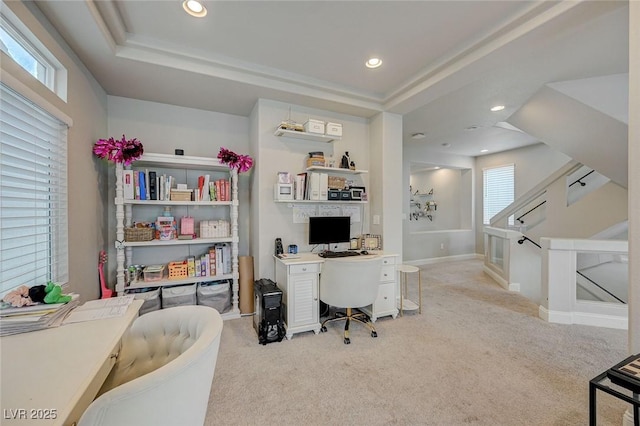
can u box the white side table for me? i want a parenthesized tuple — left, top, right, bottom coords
(397, 264, 422, 316)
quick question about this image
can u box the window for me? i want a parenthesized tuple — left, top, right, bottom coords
(0, 83, 69, 296)
(483, 164, 514, 225)
(0, 9, 67, 100)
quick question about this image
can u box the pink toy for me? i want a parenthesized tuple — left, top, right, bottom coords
(3, 285, 34, 307)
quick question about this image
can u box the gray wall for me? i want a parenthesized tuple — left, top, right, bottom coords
(3, 1, 108, 301)
(105, 96, 251, 283)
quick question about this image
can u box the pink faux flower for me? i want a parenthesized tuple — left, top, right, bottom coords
(93, 135, 144, 165)
(217, 147, 253, 173)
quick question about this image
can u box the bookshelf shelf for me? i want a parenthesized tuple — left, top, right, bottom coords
(126, 273, 233, 290)
(124, 200, 232, 206)
(114, 153, 240, 319)
(123, 237, 233, 247)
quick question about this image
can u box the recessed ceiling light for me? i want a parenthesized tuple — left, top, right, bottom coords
(465, 125, 480, 131)
(441, 143, 451, 147)
(490, 105, 505, 112)
(411, 132, 425, 139)
(183, 0, 207, 17)
(480, 149, 489, 153)
(365, 57, 382, 69)
(434, 166, 440, 170)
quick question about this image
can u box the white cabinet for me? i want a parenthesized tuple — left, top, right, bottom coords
(114, 153, 240, 320)
(274, 253, 397, 338)
(360, 255, 399, 321)
(275, 259, 321, 339)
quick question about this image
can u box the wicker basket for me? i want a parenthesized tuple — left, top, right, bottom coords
(124, 227, 154, 242)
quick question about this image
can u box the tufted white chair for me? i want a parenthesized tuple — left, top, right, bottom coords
(78, 305, 223, 426)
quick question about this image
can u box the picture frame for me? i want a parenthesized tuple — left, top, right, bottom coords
(360, 234, 381, 250)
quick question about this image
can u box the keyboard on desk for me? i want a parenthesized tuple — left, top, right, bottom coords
(318, 251, 361, 258)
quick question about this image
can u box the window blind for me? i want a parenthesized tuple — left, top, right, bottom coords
(0, 83, 68, 296)
(483, 164, 514, 225)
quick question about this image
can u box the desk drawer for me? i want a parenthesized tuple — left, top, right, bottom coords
(290, 263, 319, 274)
(382, 256, 396, 266)
(380, 265, 395, 282)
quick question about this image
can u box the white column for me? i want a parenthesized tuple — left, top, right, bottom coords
(629, 0, 640, 354)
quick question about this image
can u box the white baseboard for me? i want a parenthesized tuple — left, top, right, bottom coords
(539, 306, 627, 329)
(404, 253, 481, 267)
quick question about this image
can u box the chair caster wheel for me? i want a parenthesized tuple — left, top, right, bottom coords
(371, 331, 378, 338)
(344, 337, 351, 344)
(320, 326, 327, 333)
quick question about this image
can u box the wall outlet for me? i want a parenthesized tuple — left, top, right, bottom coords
(440, 243, 445, 250)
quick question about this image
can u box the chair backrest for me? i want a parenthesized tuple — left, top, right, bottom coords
(78, 305, 223, 426)
(319, 256, 382, 309)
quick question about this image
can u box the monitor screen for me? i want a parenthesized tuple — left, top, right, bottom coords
(308, 216, 351, 245)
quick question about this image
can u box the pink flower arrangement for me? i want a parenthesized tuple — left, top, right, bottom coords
(93, 135, 144, 166)
(217, 147, 253, 173)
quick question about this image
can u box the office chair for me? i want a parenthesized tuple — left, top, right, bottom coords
(319, 256, 383, 344)
(78, 306, 223, 426)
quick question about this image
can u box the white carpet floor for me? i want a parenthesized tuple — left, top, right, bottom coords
(205, 258, 630, 425)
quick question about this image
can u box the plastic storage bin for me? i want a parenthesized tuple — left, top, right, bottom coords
(143, 264, 165, 282)
(125, 287, 161, 315)
(197, 280, 231, 313)
(161, 283, 196, 308)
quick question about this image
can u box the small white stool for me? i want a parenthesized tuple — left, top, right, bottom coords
(397, 264, 422, 316)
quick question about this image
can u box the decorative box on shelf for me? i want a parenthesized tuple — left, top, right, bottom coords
(170, 189, 193, 201)
(168, 261, 188, 280)
(325, 122, 342, 137)
(304, 119, 325, 134)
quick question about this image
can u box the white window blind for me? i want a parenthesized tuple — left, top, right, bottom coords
(483, 164, 514, 225)
(0, 83, 68, 297)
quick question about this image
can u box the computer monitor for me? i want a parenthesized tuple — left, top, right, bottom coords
(308, 216, 351, 246)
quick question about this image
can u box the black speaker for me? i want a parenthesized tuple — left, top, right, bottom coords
(253, 279, 285, 345)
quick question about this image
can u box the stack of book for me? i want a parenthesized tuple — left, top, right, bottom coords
(0, 295, 79, 336)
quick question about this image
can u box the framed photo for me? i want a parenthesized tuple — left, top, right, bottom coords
(360, 234, 381, 250)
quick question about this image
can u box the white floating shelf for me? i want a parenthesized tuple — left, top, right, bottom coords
(274, 128, 339, 143)
(274, 200, 367, 204)
(123, 237, 232, 247)
(306, 166, 368, 175)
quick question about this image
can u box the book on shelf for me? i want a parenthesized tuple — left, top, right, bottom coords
(295, 173, 307, 200)
(138, 171, 147, 200)
(133, 171, 140, 200)
(123, 170, 135, 200)
(148, 171, 157, 200)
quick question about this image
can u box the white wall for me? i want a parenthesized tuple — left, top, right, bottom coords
(409, 168, 468, 230)
(403, 143, 475, 262)
(474, 143, 572, 253)
(3, 1, 108, 301)
(105, 97, 251, 282)
(252, 99, 370, 280)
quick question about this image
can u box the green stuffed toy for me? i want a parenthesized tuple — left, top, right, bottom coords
(28, 281, 72, 304)
(43, 281, 72, 304)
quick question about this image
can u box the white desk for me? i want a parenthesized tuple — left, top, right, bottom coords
(0, 299, 143, 426)
(274, 252, 398, 339)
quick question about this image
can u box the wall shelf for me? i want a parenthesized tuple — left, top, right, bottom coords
(274, 200, 367, 204)
(274, 128, 339, 143)
(306, 166, 368, 175)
